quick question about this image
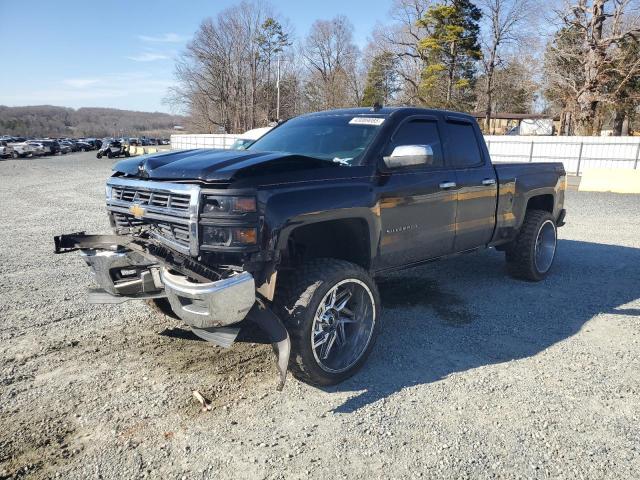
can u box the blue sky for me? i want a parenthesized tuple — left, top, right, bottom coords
(0, 0, 390, 113)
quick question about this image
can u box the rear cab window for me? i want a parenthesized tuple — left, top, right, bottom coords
(445, 119, 484, 168)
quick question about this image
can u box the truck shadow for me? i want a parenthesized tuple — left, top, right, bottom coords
(328, 239, 640, 413)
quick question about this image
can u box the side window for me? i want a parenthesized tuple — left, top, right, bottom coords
(388, 119, 444, 167)
(446, 120, 483, 167)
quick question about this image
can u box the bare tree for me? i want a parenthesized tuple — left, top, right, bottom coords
(167, 1, 295, 133)
(372, 0, 436, 104)
(546, 0, 640, 135)
(301, 16, 361, 109)
(477, 0, 534, 130)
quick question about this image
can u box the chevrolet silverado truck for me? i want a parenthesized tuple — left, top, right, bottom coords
(55, 107, 566, 389)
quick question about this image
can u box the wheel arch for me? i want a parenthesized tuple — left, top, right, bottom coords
(280, 217, 374, 271)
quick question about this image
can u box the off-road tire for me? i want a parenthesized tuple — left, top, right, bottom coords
(145, 298, 179, 320)
(273, 258, 381, 386)
(107, 151, 114, 159)
(505, 209, 557, 281)
(96, 152, 102, 159)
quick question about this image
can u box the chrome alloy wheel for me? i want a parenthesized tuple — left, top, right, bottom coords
(311, 279, 376, 373)
(534, 219, 557, 274)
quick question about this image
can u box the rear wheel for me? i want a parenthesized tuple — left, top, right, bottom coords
(107, 151, 114, 159)
(274, 258, 380, 386)
(506, 209, 557, 281)
(11, 151, 18, 159)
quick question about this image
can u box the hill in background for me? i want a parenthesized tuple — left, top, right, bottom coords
(0, 105, 187, 138)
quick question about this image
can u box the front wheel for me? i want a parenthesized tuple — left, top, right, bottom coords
(274, 258, 380, 386)
(96, 152, 102, 159)
(506, 209, 557, 281)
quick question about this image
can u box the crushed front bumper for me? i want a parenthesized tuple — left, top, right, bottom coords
(81, 249, 163, 299)
(54, 231, 291, 389)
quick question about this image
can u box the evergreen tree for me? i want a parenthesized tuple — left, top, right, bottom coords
(417, 0, 482, 110)
(362, 52, 398, 107)
(256, 18, 291, 121)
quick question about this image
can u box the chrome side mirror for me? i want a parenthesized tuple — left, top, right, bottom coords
(383, 144, 434, 168)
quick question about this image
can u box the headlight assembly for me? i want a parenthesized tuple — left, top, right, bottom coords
(200, 194, 258, 249)
(202, 195, 256, 215)
(202, 226, 257, 247)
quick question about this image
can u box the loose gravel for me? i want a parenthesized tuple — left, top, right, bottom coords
(1, 152, 639, 479)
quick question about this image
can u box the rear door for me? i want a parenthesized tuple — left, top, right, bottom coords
(374, 116, 458, 269)
(443, 117, 497, 252)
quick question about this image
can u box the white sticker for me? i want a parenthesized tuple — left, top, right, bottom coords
(349, 117, 385, 126)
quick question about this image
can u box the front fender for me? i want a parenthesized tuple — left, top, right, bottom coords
(260, 179, 380, 263)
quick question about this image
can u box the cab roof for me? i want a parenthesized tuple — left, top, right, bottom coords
(299, 106, 476, 122)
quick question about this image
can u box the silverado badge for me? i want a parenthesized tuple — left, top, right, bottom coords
(129, 204, 146, 219)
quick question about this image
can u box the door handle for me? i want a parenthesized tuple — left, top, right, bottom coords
(481, 178, 496, 186)
(439, 181, 457, 190)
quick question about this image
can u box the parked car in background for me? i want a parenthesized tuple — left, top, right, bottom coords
(58, 142, 72, 154)
(75, 141, 94, 151)
(161, 138, 170, 145)
(40, 140, 61, 155)
(230, 126, 273, 150)
(58, 141, 74, 153)
(0, 141, 15, 159)
(9, 141, 36, 158)
(81, 138, 101, 149)
(26, 141, 46, 156)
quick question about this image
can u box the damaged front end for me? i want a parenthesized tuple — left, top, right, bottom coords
(54, 177, 290, 390)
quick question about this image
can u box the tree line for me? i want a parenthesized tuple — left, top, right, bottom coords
(169, 0, 640, 136)
(0, 106, 186, 138)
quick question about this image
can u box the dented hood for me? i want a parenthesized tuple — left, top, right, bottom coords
(112, 148, 336, 183)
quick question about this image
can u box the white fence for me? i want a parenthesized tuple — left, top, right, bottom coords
(486, 135, 640, 175)
(170, 134, 240, 150)
(172, 133, 640, 176)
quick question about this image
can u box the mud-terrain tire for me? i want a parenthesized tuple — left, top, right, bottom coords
(145, 298, 179, 320)
(506, 209, 557, 281)
(274, 258, 380, 386)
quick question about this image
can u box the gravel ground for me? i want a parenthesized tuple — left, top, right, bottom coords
(1, 152, 639, 480)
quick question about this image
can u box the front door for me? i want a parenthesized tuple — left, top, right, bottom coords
(374, 117, 458, 269)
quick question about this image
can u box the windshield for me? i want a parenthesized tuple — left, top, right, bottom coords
(247, 114, 386, 166)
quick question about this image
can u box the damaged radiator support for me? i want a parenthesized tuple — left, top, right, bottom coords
(54, 231, 223, 283)
(53, 231, 291, 390)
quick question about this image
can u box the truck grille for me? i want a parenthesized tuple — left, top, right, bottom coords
(111, 186, 191, 212)
(106, 178, 200, 256)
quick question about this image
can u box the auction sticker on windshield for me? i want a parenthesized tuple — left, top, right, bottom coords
(349, 117, 385, 126)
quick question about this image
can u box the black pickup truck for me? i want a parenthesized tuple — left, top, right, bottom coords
(56, 107, 566, 389)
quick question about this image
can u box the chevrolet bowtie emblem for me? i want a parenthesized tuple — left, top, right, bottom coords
(129, 204, 146, 218)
